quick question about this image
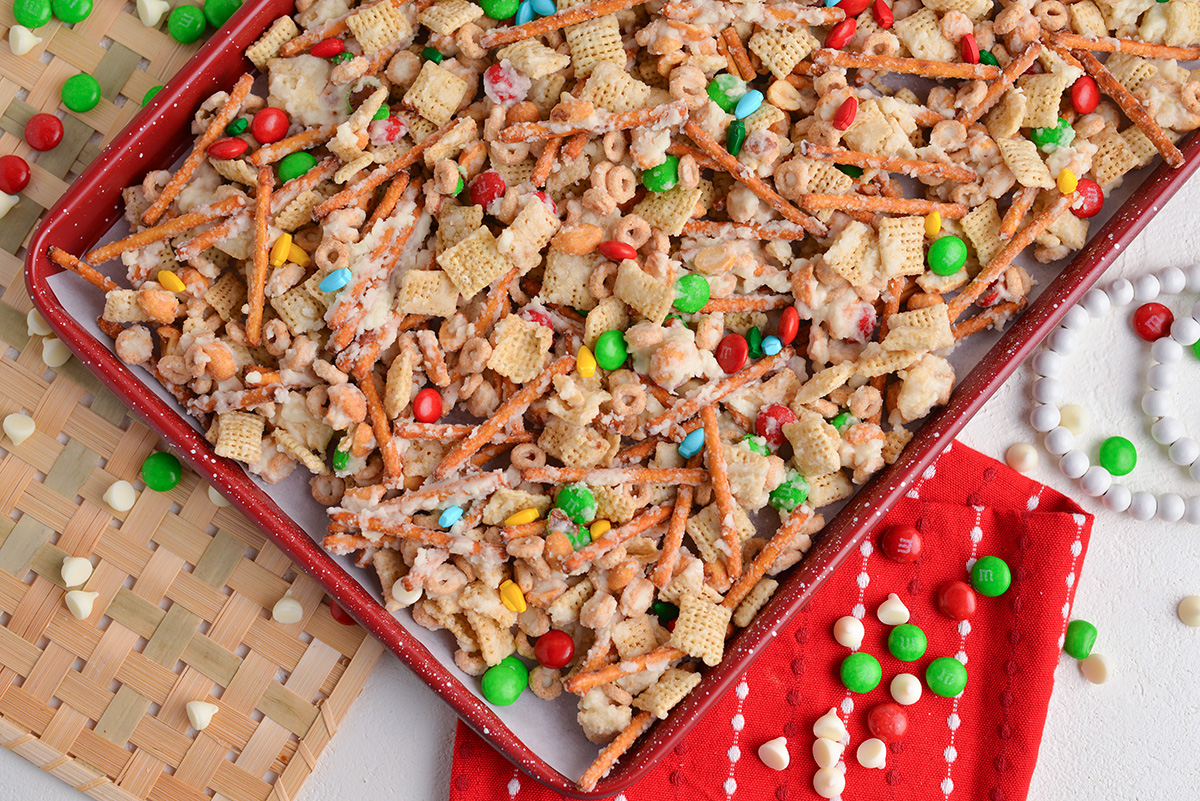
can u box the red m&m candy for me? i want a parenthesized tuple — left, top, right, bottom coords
(937, 580, 977, 621)
(755, 404, 796, 447)
(867, 702, 908, 743)
(534, 629, 575, 668)
(715, 333, 748, 373)
(469, 170, 506, 208)
(1070, 76, 1100, 115)
(880, 525, 922, 562)
(0, 155, 31, 195)
(413, 387, 442, 423)
(1070, 178, 1103, 219)
(25, 113, 64, 151)
(598, 240, 637, 262)
(251, 107, 290, 144)
(777, 306, 799, 346)
(1133, 302, 1174, 342)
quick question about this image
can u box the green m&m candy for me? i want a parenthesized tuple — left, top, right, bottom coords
(928, 235, 967, 276)
(1098, 435, 1136, 476)
(593, 329, 627, 370)
(142, 451, 183, 492)
(742, 434, 769, 456)
(642, 155, 679, 193)
(62, 74, 101, 113)
(926, 656, 968, 697)
(674, 273, 710, 313)
(556, 483, 597, 524)
(1029, 117, 1075, 152)
(278, 151, 318, 182)
(51, 0, 90, 23)
(747, 326, 763, 358)
(726, 119, 746, 156)
(970, 555, 1012, 597)
(840, 652, 882, 693)
(769, 471, 810, 512)
(830, 411, 857, 432)
(143, 85, 164, 106)
(1063, 619, 1098, 659)
(204, 0, 241, 27)
(652, 600, 679, 622)
(14, 0, 52, 27)
(480, 0, 520, 19)
(706, 74, 745, 113)
(887, 623, 928, 662)
(481, 656, 528, 705)
(168, 5, 206, 44)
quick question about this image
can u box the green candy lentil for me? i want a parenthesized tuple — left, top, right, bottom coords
(225, 117, 248, 135)
(422, 46, 444, 63)
(50, 0, 90, 23)
(480, 0, 520, 19)
(13, 0, 52, 28)
(372, 105, 389, 120)
(168, 5, 206, 44)
(203, 0, 241, 27)
(556, 483, 597, 525)
(979, 49, 999, 67)
(768, 471, 810, 512)
(835, 164, 863, 178)
(887, 623, 928, 662)
(332, 51, 353, 64)
(481, 657, 528, 705)
(726, 119, 746, 156)
(454, 173, 464, 194)
(652, 601, 679, 622)
(706, 74, 745, 113)
(142, 85, 164, 106)
(642, 155, 679, 193)
(278, 151, 318, 183)
(926, 656, 968, 697)
(747, 326, 763, 359)
(830, 411, 857, 432)
(674, 273, 710, 313)
(742, 434, 769, 456)
(61, 74, 101, 113)
(840, 652, 882, 693)
(142, 452, 183, 492)
(1029, 117, 1075, 152)
(594, 329, 628, 370)
(1063, 619, 1098, 660)
(332, 447, 349, 472)
(1098, 435, 1136, 476)
(1193, 338, 1200, 360)
(928, 235, 967, 276)
(970, 555, 1012, 597)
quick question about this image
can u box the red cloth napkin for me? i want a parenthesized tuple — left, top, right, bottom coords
(448, 441, 1093, 801)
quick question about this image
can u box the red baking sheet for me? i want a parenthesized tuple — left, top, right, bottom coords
(24, 3, 1200, 795)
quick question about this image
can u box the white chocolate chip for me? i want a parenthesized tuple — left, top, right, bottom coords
(0, 193, 18, 221)
(890, 672, 922, 706)
(876, 592, 910, 626)
(137, 0, 171, 27)
(186, 700, 219, 731)
(65, 590, 99, 620)
(856, 737, 887, 769)
(3, 413, 35, 446)
(27, 309, 51, 338)
(757, 737, 789, 771)
(42, 337, 72, 368)
(61, 557, 93, 588)
(812, 767, 846, 799)
(832, 615, 864, 650)
(1178, 595, 1200, 627)
(272, 591, 304, 624)
(811, 737, 844, 769)
(391, 578, 423, 608)
(103, 480, 137, 512)
(812, 707, 847, 742)
(8, 25, 42, 57)
(1058, 404, 1088, 435)
(1078, 653, 1108, 685)
(1005, 442, 1039, 473)
(207, 485, 230, 508)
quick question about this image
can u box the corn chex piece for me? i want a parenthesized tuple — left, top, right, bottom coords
(748, 26, 820, 80)
(893, 9, 955, 62)
(482, 488, 552, 525)
(1069, 0, 1107, 36)
(546, 153, 590, 194)
(1039, 194, 1089, 249)
(584, 297, 629, 347)
(592, 485, 637, 524)
(396, 109, 438, 143)
(272, 428, 328, 475)
(423, 118, 478, 169)
(723, 443, 774, 508)
(539, 418, 608, 469)
(271, 287, 325, 335)
(1016, 74, 1068, 129)
(103, 290, 150, 324)
(882, 425, 913, 464)
(274, 189, 325, 231)
(371, 550, 407, 611)
(961, 198, 1005, 267)
(541, 250, 599, 311)
(493, 159, 536, 190)
(348, 0, 413, 54)
(528, 73, 568, 117)
(209, 158, 257, 186)
(612, 614, 660, 659)
(487, 315, 553, 383)
(796, 157, 855, 196)
(461, 582, 518, 628)
(1165, 1, 1200, 45)
(732, 578, 779, 628)
(669, 592, 732, 667)
(397, 269, 459, 317)
(404, 62, 469, 126)
(684, 502, 755, 567)
(578, 61, 651, 113)
(1122, 125, 1162, 168)
(1105, 53, 1156, 93)
(985, 89, 1026, 141)
(1090, 128, 1139, 189)
(854, 343, 920, 378)
(203, 273, 247, 322)
(782, 408, 841, 476)
(633, 186, 702, 236)
(744, 103, 786, 137)
(633, 668, 701, 719)
(384, 341, 416, 418)
(437, 226, 512, 297)
(499, 38, 573, 82)
(877, 215, 926, 279)
(841, 97, 917, 159)
(823, 220, 878, 288)
(794, 362, 854, 405)
(436, 204, 484, 252)
(805, 470, 855, 508)
(499, 198, 561, 274)
(419, 0, 483, 34)
(883, 305, 955, 352)
(246, 16, 299, 69)
(334, 153, 375, 184)
(548, 578, 594, 627)
(214, 411, 264, 463)
(564, 14, 625, 78)
(923, 0, 992, 19)
(998, 138, 1054, 189)
(615, 261, 674, 324)
(464, 610, 516, 666)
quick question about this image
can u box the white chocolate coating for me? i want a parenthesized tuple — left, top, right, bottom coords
(61, 556, 93, 588)
(186, 700, 219, 731)
(757, 737, 789, 771)
(103, 480, 137, 512)
(7, 25, 42, 57)
(272, 592, 304, 624)
(811, 738, 843, 769)
(207, 485, 231, 508)
(1177, 595, 1200, 627)
(1078, 653, 1109, 685)
(42, 337, 71, 368)
(812, 767, 845, 799)
(890, 673, 922, 706)
(832, 615, 864, 650)
(1005, 443, 1039, 473)
(812, 708, 847, 742)
(3, 413, 35, 446)
(0, 193, 16, 222)
(876, 593, 909, 626)
(26, 309, 50, 337)
(391, 579, 423, 608)
(65, 590, 98, 620)
(1058, 404, 1089, 435)
(857, 737, 887, 769)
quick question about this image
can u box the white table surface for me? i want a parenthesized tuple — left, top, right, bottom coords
(9, 181, 1200, 801)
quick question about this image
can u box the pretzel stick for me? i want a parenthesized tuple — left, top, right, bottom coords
(142, 74, 253, 226)
(188, 385, 284, 414)
(249, 124, 336, 166)
(662, 1, 843, 26)
(86, 195, 248, 264)
(322, 521, 506, 561)
(364, 172, 412, 233)
(476, 263, 523, 335)
(682, 219, 808, 241)
(1051, 30, 1200, 62)
(246, 166, 273, 346)
(800, 143, 978, 183)
(809, 49, 1001, 80)
(564, 645, 685, 696)
(578, 711, 655, 792)
(47, 247, 119, 292)
(701, 406, 741, 580)
(716, 29, 738, 78)
(957, 42, 1041, 126)
(721, 505, 813, 610)
(561, 504, 673, 574)
(999, 186, 1038, 240)
(500, 520, 549, 542)
(431, 356, 573, 479)
(360, 372, 403, 480)
(948, 193, 1072, 320)
(666, 141, 722, 171)
(521, 466, 709, 485)
(1069, 46, 1185, 169)
(392, 421, 474, 439)
(796, 194, 969, 218)
(683, 120, 827, 237)
(479, 0, 651, 48)
(499, 101, 688, 143)
(531, 136, 562, 187)
(700, 295, 791, 313)
(952, 298, 1027, 340)
(722, 28, 755, 81)
(650, 456, 699, 589)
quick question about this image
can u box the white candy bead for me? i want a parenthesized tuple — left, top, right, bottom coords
(1190, 461, 1200, 483)
(1171, 316, 1200, 346)
(812, 708, 847, 742)
(1059, 451, 1090, 479)
(272, 592, 304, 624)
(186, 701, 218, 731)
(812, 738, 844, 769)
(1129, 491, 1157, 521)
(1103, 484, 1132, 513)
(1030, 350, 1063, 377)
(65, 590, 98, 620)
(3, 413, 35, 446)
(1152, 337, 1183, 363)
(1058, 404, 1088, 435)
(8, 25, 42, 56)
(390, 579, 423, 608)
(1044, 426, 1074, 455)
(1148, 363, 1178, 390)
(42, 337, 71, 368)
(890, 673, 922, 706)
(813, 768, 846, 799)
(1159, 493, 1186, 522)
(1080, 466, 1112, 497)
(1081, 288, 1111, 318)
(1192, 298, 1200, 322)
(1060, 305, 1089, 331)
(758, 737, 790, 771)
(1170, 437, 1200, 466)
(857, 738, 888, 769)
(103, 480, 137, 512)
(1046, 328, 1077, 355)
(1177, 595, 1200, 626)
(1188, 264, 1200, 292)
(1031, 377, 1062, 405)
(1142, 390, 1171, 417)
(1186, 497, 1200, 524)
(61, 557, 93, 588)
(1153, 417, 1185, 445)
(833, 615, 865, 650)
(1159, 266, 1187, 295)
(207, 485, 230, 507)
(877, 593, 910, 626)
(1134, 274, 1161, 301)
(1079, 654, 1109, 685)
(1030, 404, 1060, 433)
(1005, 443, 1039, 473)
(26, 309, 51, 337)
(1107, 278, 1135, 307)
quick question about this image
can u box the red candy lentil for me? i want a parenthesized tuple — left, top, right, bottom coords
(872, 0, 893, 27)
(413, 387, 443, 423)
(832, 96, 857, 131)
(866, 702, 908, 744)
(207, 136, 249, 159)
(777, 306, 799, 345)
(0, 155, 31, 195)
(251, 107, 290, 144)
(310, 38, 345, 58)
(825, 17, 856, 50)
(1070, 76, 1100, 115)
(880, 525, 922, 563)
(715, 333, 749, 373)
(837, 0, 870, 16)
(1133, 302, 1174, 342)
(937, 579, 977, 621)
(534, 629, 575, 669)
(330, 599, 357, 625)
(960, 33, 979, 64)
(598, 240, 637, 262)
(25, 113, 63, 151)
(755, 404, 796, 447)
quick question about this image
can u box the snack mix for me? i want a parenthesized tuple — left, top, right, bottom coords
(51, 0, 1200, 787)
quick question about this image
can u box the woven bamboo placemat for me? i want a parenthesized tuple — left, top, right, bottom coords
(0, 4, 387, 801)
